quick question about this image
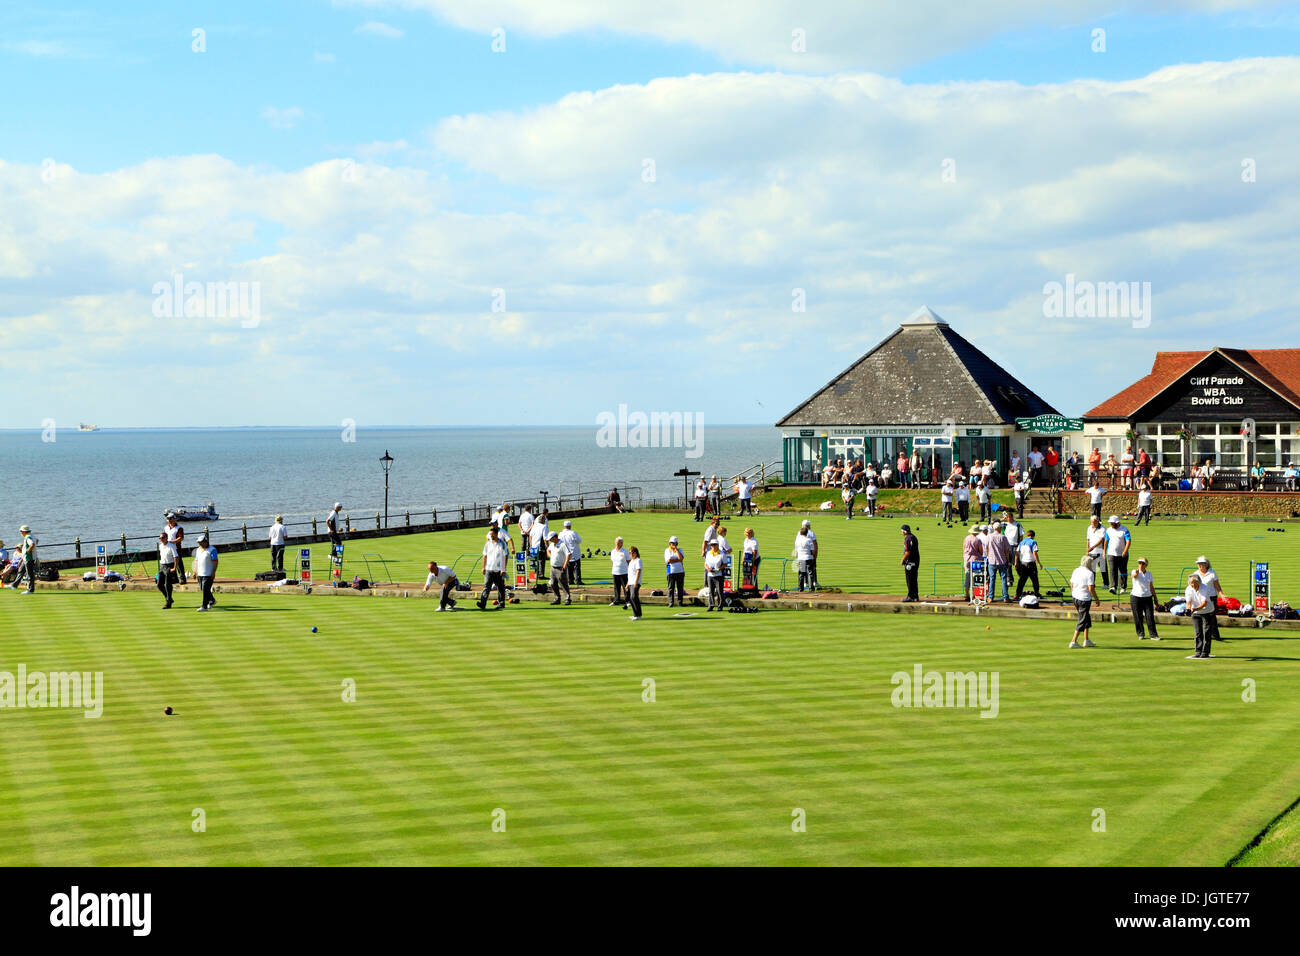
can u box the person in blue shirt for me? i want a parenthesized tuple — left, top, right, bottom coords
(1103, 516, 1132, 595)
(194, 533, 220, 611)
(0, 540, 11, 585)
(1285, 463, 1299, 492)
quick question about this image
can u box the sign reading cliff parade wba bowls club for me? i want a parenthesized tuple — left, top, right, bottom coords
(1015, 414, 1083, 433)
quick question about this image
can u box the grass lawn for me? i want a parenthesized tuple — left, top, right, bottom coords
(1, 587, 1299, 865)
(72, 509, 1300, 605)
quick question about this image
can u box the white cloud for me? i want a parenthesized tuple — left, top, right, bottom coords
(2, 57, 1299, 424)
(355, 20, 405, 39)
(261, 106, 305, 129)
(339, 0, 1277, 71)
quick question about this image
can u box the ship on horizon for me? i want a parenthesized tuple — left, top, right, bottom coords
(78, 423, 100, 432)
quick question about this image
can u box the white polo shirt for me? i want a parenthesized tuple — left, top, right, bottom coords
(326, 510, 341, 531)
(1131, 568, 1154, 597)
(1086, 526, 1106, 556)
(794, 531, 816, 561)
(269, 522, 287, 545)
(482, 539, 509, 573)
(426, 567, 456, 587)
(1105, 525, 1130, 556)
(610, 547, 629, 575)
(627, 556, 643, 584)
(1088, 486, 1106, 505)
(529, 521, 547, 550)
(559, 528, 581, 557)
(1070, 566, 1095, 601)
(193, 545, 217, 577)
(737, 480, 752, 500)
(158, 542, 177, 566)
(664, 547, 684, 574)
(547, 542, 569, 569)
(704, 552, 726, 577)
(166, 523, 183, 544)
(1138, 489, 1153, 507)
(866, 483, 878, 500)
(743, 536, 759, 557)
(518, 510, 534, 535)
(941, 485, 954, 503)
(1017, 539, 1038, 564)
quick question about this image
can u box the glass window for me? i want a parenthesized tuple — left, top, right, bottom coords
(1218, 438, 1244, 469)
(1194, 423, 1217, 436)
(1256, 443, 1278, 468)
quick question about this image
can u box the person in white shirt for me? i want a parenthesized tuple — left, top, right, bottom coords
(16, 524, 39, 595)
(609, 537, 630, 607)
(1135, 480, 1154, 526)
(326, 503, 344, 549)
(1120, 446, 1136, 489)
(491, 505, 507, 531)
(707, 475, 722, 516)
(701, 516, 720, 561)
(478, 527, 510, 610)
(716, 526, 733, 581)
(742, 527, 760, 585)
(626, 546, 644, 621)
(496, 516, 514, 554)
(424, 560, 459, 611)
(841, 482, 856, 520)
(1129, 557, 1159, 640)
(193, 533, 219, 611)
(156, 532, 179, 609)
(704, 541, 727, 610)
(268, 515, 288, 572)
(664, 536, 686, 607)
(165, 513, 187, 585)
(794, 520, 818, 591)
(1068, 556, 1098, 648)
(865, 478, 879, 517)
(558, 520, 582, 585)
(1013, 476, 1029, 519)
(1184, 573, 1214, 659)
(1028, 447, 1045, 486)
(1103, 516, 1131, 594)
(1014, 531, 1042, 600)
(694, 478, 709, 521)
(736, 477, 755, 515)
(547, 532, 571, 605)
(940, 480, 954, 524)
(518, 504, 534, 538)
(1087, 479, 1107, 520)
(529, 511, 550, 581)
(955, 480, 971, 524)
(1003, 517, 1023, 550)
(1194, 556, 1223, 649)
(1010, 451, 1022, 479)
(976, 480, 991, 522)
(910, 450, 923, 488)
(1084, 516, 1108, 590)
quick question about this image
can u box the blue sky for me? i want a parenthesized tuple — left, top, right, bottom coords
(1, 1, 1298, 427)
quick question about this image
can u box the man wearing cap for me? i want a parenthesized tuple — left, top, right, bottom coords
(940, 478, 955, 524)
(1068, 556, 1099, 648)
(268, 515, 288, 573)
(1184, 572, 1214, 659)
(693, 478, 708, 521)
(841, 480, 857, 520)
(664, 536, 686, 607)
(1086, 478, 1107, 520)
(1135, 479, 1154, 526)
(1130, 557, 1160, 640)
(1104, 515, 1131, 595)
(1014, 530, 1042, 600)
(194, 533, 219, 611)
(794, 520, 818, 591)
(16, 525, 39, 595)
(962, 525, 984, 602)
(985, 521, 1013, 603)
(955, 479, 971, 524)
(976, 480, 991, 523)
(1194, 556, 1223, 646)
(546, 531, 571, 605)
(558, 520, 582, 586)
(165, 512, 187, 585)
(478, 526, 510, 610)
(1013, 473, 1029, 519)
(900, 525, 920, 602)
(157, 532, 179, 609)
(528, 510, 549, 583)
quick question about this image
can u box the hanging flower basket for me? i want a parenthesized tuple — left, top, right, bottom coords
(1176, 428, 1193, 442)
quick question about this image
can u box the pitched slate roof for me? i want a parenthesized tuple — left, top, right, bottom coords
(777, 307, 1060, 427)
(1084, 348, 1300, 419)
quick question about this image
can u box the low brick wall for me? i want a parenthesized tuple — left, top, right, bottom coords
(1059, 490, 1300, 518)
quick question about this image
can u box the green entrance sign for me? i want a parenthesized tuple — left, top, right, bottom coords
(799, 429, 815, 437)
(1015, 414, 1082, 433)
(966, 429, 982, 436)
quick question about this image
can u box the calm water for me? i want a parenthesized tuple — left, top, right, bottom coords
(0, 426, 776, 554)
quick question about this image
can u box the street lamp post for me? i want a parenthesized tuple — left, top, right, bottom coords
(380, 450, 394, 529)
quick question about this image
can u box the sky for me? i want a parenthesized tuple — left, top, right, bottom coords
(1, 0, 1298, 428)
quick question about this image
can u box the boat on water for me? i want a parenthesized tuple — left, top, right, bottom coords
(170, 503, 219, 521)
(78, 423, 100, 432)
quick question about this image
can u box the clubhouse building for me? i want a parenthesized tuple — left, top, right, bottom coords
(776, 307, 1062, 483)
(1081, 348, 1300, 473)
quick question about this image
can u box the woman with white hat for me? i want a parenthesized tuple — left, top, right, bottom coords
(17, 525, 39, 595)
(664, 536, 686, 607)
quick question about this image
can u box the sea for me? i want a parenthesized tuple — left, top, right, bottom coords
(0, 425, 777, 559)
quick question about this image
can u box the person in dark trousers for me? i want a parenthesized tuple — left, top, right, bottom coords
(841, 481, 856, 519)
(194, 533, 218, 611)
(704, 541, 727, 611)
(156, 532, 179, 608)
(900, 524, 920, 602)
(693, 479, 708, 521)
(269, 515, 288, 572)
(1129, 557, 1160, 640)
(165, 513, 187, 585)
(424, 561, 459, 611)
(16, 524, 39, 595)
(1014, 530, 1042, 599)
(665, 536, 686, 607)
(546, 532, 572, 605)
(326, 503, 344, 548)
(609, 537, 629, 607)
(1185, 573, 1214, 659)
(478, 527, 509, 610)
(1135, 480, 1154, 526)
(626, 546, 644, 621)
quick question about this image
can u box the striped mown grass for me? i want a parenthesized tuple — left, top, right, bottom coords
(1, 588, 1298, 865)
(74, 510, 1300, 604)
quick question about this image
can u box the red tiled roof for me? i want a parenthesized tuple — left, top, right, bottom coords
(1085, 348, 1300, 419)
